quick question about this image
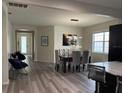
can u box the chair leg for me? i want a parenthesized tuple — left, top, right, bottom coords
(55, 64, 59, 72)
(72, 65, 75, 72)
(76, 65, 80, 72)
(78, 65, 80, 72)
(76, 65, 78, 72)
(68, 63, 71, 71)
(57, 64, 59, 72)
(83, 64, 85, 71)
(55, 64, 57, 70)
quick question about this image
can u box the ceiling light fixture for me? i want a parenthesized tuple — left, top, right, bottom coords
(70, 19, 79, 22)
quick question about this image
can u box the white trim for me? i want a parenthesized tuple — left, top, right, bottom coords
(92, 31, 109, 54)
(34, 60, 54, 63)
(92, 52, 108, 55)
(2, 80, 9, 85)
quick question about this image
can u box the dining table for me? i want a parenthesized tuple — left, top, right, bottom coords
(89, 61, 122, 93)
(59, 55, 91, 73)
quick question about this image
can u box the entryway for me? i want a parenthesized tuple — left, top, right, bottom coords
(15, 31, 34, 60)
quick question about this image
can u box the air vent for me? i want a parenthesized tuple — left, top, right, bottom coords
(8, 2, 28, 8)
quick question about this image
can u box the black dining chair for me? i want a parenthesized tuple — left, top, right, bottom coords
(87, 64, 106, 93)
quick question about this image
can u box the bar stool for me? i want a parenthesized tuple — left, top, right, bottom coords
(88, 64, 106, 93)
(116, 76, 122, 93)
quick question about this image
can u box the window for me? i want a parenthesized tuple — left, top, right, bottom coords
(92, 32, 109, 54)
(21, 36, 27, 53)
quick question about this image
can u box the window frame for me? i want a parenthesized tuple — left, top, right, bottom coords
(92, 31, 109, 54)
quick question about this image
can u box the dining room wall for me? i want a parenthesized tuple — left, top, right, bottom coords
(54, 25, 84, 51)
(82, 19, 122, 62)
(8, 21, 14, 54)
(10, 20, 121, 64)
(37, 26, 55, 63)
(12, 25, 55, 63)
(36, 25, 84, 63)
(2, 1, 9, 85)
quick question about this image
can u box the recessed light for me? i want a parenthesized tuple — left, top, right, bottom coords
(70, 19, 79, 21)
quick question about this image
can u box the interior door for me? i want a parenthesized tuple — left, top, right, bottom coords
(16, 32, 33, 56)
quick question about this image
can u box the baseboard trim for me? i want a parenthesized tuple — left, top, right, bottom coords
(2, 80, 9, 85)
(34, 60, 55, 63)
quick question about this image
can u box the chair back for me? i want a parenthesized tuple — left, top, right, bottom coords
(88, 64, 106, 83)
(72, 51, 81, 65)
(59, 49, 65, 56)
(82, 50, 89, 64)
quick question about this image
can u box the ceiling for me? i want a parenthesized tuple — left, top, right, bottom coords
(8, 3, 118, 27)
(9, 0, 121, 27)
(74, 0, 121, 10)
(8, 0, 122, 10)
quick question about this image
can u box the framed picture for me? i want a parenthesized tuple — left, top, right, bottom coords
(41, 36, 48, 46)
(63, 34, 77, 46)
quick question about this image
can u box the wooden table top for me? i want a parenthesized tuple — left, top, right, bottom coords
(90, 61, 122, 76)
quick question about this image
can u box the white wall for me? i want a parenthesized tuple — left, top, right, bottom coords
(10, 25, 55, 63)
(36, 25, 84, 63)
(37, 26, 54, 63)
(12, 24, 38, 60)
(54, 26, 84, 63)
(54, 26, 84, 50)
(20, 25, 83, 63)
(2, 1, 9, 85)
(83, 19, 122, 62)
(8, 21, 14, 54)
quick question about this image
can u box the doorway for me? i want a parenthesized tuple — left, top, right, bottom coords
(15, 31, 34, 59)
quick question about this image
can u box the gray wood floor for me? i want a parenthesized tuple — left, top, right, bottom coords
(3, 57, 95, 93)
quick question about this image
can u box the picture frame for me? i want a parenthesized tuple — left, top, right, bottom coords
(63, 34, 77, 46)
(41, 36, 48, 46)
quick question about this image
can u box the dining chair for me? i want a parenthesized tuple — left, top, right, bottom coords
(71, 51, 81, 72)
(55, 50, 63, 72)
(87, 64, 106, 93)
(8, 58, 28, 79)
(81, 50, 89, 71)
(62, 49, 66, 56)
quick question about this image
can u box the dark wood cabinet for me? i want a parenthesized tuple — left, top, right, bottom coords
(108, 24, 122, 62)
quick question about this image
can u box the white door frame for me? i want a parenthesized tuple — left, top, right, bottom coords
(15, 30, 34, 59)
